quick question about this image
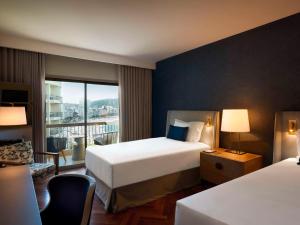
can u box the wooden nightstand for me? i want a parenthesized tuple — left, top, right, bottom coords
(200, 148, 262, 184)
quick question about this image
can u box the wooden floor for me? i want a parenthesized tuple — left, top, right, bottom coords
(34, 168, 212, 225)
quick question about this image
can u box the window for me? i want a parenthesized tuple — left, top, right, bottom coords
(45, 80, 119, 167)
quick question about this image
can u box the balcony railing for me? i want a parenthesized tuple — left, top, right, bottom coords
(49, 112, 63, 118)
(46, 121, 119, 149)
(46, 95, 63, 101)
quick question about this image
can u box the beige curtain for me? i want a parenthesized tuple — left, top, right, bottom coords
(119, 65, 152, 142)
(0, 47, 46, 162)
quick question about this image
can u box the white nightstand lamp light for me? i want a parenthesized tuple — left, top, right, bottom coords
(0, 106, 27, 126)
(221, 109, 250, 155)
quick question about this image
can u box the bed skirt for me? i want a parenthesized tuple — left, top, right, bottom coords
(86, 167, 200, 213)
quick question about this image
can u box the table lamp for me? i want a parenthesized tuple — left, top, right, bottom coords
(221, 109, 250, 154)
(0, 106, 27, 168)
(0, 106, 27, 125)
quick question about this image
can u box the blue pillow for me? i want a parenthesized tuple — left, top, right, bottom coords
(167, 125, 188, 141)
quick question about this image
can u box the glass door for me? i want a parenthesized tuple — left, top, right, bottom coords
(87, 84, 119, 146)
(45, 80, 86, 167)
(45, 80, 119, 168)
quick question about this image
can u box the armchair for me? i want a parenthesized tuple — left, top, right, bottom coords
(32, 151, 59, 176)
(0, 140, 59, 179)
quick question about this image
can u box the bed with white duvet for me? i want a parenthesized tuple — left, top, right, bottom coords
(175, 158, 300, 225)
(86, 137, 210, 188)
(85, 110, 220, 212)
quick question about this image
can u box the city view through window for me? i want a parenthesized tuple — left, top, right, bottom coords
(45, 80, 119, 167)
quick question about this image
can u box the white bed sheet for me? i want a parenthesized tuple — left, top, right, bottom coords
(85, 137, 210, 188)
(175, 158, 300, 225)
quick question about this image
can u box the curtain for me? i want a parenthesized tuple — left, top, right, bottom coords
(119, 65, 152, 142)
(0, 47, 46, 162)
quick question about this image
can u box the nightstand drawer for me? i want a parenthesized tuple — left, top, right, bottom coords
(200, 154, 243, 184)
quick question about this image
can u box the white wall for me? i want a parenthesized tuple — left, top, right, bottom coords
(46, 54, 118, 83)
(0, 32, 155, 69)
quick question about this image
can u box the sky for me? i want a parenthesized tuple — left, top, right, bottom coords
(60, 82, 118, 104)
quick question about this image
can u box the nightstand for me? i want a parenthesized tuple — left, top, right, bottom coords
(200, 148, 262, 184)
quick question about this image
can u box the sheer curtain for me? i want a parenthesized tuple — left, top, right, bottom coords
(119, 65, 152, 142)
(0, 47, 46, 162)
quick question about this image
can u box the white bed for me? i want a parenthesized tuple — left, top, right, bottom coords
(86, 110, 219, 188)
(85, 110, 220, 212)
(86, 137, 210, 188)
(175, 158, 300, 225)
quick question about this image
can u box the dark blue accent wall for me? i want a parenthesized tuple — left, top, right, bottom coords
(153, 13, 300, 165)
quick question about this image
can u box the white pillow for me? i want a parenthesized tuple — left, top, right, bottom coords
(174, 119, 204, 142)
(173, 119, 189, 128)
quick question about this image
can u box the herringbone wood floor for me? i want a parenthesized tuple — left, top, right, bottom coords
(34, 168, 212, 225)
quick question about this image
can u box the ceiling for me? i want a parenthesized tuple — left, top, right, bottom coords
(0, 0, 299, 68)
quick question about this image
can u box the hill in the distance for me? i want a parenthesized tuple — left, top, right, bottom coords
(89, 98, 119, 108)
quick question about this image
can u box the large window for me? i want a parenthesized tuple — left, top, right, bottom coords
(45, 80, 119, 167)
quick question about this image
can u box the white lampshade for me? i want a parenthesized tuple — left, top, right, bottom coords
(0, 106, 27, 126)
(221, 109, 250, 133)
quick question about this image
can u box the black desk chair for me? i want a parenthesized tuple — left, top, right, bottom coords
(40, 174, 96, 225)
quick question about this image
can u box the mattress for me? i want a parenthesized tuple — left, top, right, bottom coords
(85, 137, 210, 188)
(175, 158, 300, 225)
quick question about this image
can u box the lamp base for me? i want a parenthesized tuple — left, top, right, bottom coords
(225, 149, 246, 155)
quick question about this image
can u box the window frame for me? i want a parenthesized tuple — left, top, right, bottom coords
(45, 77, 119, 149)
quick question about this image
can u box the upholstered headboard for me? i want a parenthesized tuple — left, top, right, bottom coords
(166, 110, 220, 148)
(273, 111, 300, 163)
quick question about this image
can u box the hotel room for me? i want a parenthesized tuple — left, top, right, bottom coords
(0, 1, 300, 225)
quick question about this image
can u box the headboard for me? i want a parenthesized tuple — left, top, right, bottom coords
(166, 110, 220, 148)
(273, 111, 300, 163)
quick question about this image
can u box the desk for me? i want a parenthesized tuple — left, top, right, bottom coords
(0, 165, 42, 225)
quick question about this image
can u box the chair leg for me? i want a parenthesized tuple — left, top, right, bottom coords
(61, 150, 67, 162)
(54, 154, 59, 175)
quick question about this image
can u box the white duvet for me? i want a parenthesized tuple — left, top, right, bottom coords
(85, 137, 210, 188)
(175, 158, 300, 225)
